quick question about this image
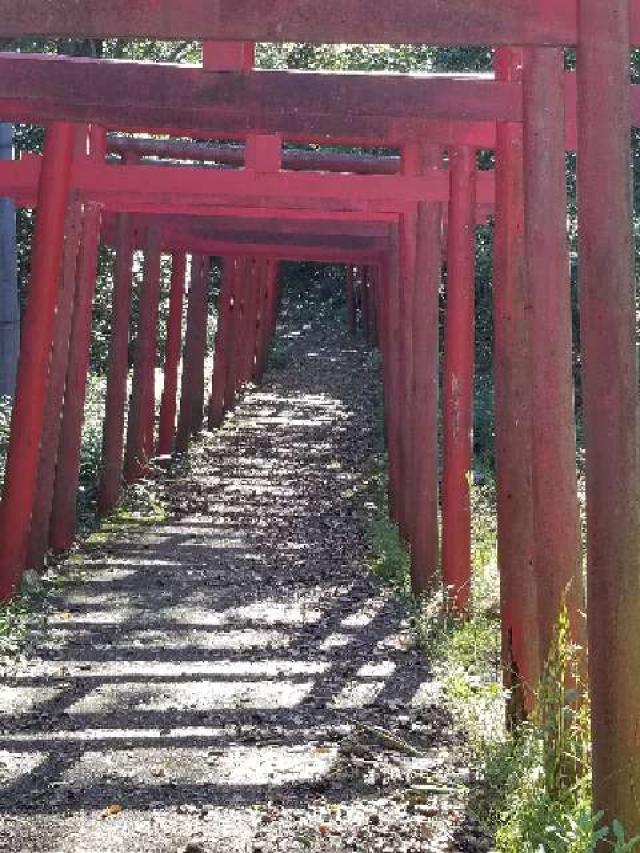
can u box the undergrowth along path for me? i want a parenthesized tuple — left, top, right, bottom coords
(0, 309, 487, 853)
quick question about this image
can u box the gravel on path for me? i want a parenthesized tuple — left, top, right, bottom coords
(0, 310, 489, 853)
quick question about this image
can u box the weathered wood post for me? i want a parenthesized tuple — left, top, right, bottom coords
(231, 257, 250, 397)
(208, 257, 235, 429)
(494, 48, 540, 719)
(157, 252, 187, 455)
(124, 224, 162, 482)
(384, 233, 402, 526)
(0, 122, 75, 600)
(253, 259, 272, 381)
(49, 201, 102, 552)
(410, 146, 442, 595)
(190, 256, 210, 435)
(49, 125, 106, 550)
(577, 0, 640, 835)
(223, 257, 242, 415)
(26, 198, 83, 570)
(97, 213, 134, 515)
(442, 146, 476, 612)
(176, 253, 208, 451)
(241, 258, 261, 383)
(523, 47, 585, 663)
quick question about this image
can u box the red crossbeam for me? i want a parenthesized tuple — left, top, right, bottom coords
(0, 55, 625, 149)
(0, 158, 497, 213)
(2, 0, 640, 47)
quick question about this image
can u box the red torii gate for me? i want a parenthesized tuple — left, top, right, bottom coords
(0, 1, 636, 837)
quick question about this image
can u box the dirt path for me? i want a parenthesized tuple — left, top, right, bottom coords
(0, 311, 486, 852)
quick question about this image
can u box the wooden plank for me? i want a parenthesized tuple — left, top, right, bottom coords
(0, 53, 520, 143)
(0, 157, 497, 211)
(4, 0, 640, 47)
(0, 55, 624, 149)
(112, 213, 394, 239)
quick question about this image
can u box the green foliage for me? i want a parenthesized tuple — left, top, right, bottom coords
(0, 567, 64, 660)
(362, 385, 636, 852)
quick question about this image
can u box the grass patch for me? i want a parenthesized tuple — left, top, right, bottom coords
(0, 472, 168, 661)
(363, 384, 640, 852)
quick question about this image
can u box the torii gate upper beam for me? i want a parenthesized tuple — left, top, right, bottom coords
(0, 54, 635, 150)
(2, 0, 640, 47)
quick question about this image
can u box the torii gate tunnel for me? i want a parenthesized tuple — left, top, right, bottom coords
(0, 0, 637, 839)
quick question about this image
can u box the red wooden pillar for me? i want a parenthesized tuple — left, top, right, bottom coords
(97, 213, 134, 515)
(398, 214, 418, 545)
(442, 147, 477, 612)
(577, 0, 640, 833)
(208, 257, 235, 429)
(399, 146, 423, 549)
(124, 225, 162, 482)
(494, 48, 540, 717)
(241, 258, 261, 383)
(49, 200, 102, 551)
(157, 252, 187, 456)
(410, 146, 442, 594)
(253, 259, 271, 381)
(191, 257, 210, 435)
(267, 260, 280, 340)
(384, 233, 402, 526)
(26, 199, 83, 570)
(0, 122, 75, 600)
(523, 48, 584, 662)
(176, 254, 207, 452)
(223, 257, 242, 415)
(232, 257, 251, 396)
(345, 265, 357, 334)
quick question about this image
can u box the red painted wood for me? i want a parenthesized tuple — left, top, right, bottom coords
(0, 54, 522, 139)
(176, 255, 207, 452)
(577, 0, 640, 833)
(0, 122, 75, 600)
(245, 134, 282, 172)
(49, 200, 103, 551)
(252, 261, 268, 382)
(109, 213, 396, 239)
(239, 259, 261, 385)
(384, 235, 402, 527)
(124, 225, 162, 482)
(203, 41, 255, 71)
(224, 258, 244, 413)
(5, 0, 640, 47)
(0, 156, 498, 215)
(191, 257, 210, 435)
(493, 48, 540, 718)
(97, 213, 134, 515)
(442, 147, 476, 613)
(108, 137, 404, 174)
(208, 258, 235, 429)
(26, 199, 83, 571)
(523, 47, 584, 665)
(157, 253, 187, 456)
(409, 147, 442, 594)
